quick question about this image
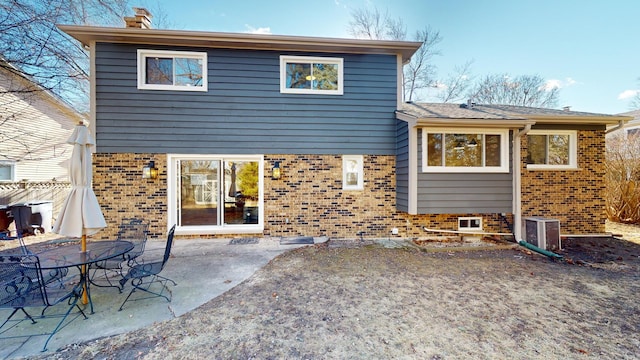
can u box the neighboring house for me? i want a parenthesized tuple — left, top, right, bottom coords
(59, 10, 631, 241)
(0, 59, 81, 182)
(0, 58, 82, 228)
(607, 109, 640, 137)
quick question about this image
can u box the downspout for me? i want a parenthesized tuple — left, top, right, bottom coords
(512, 124, 532, 243)
(605, 120, 625, 134)
(512, 123, 564, 260)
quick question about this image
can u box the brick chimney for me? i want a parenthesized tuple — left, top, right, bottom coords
(124, 7, 152, 29)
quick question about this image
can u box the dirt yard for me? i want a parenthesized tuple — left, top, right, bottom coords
(26, 223, 640, 359)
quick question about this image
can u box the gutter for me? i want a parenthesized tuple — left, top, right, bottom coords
(605, 120, 625, 134)
(512, 124, 532, 243)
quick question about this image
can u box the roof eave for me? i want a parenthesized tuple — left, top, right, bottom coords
(57, 25, 422, 62)
(396, 112, 536, 128)
(528, 115, 634, 125)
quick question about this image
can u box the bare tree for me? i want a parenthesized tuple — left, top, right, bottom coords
(468, 73, 559, 108)
(347, 6, 441, 101)
(403, 27, 441, 101)
(435, 60, 474, 103)
(0, 0, 134, 171)
(348, 7, 411, 41)
(0, 0, 131, 109)
(605, 132, 640, 223)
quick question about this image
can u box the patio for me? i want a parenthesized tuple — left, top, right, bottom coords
(0, 236, 309, 359)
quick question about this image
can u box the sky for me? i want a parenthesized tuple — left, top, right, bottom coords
(145, 0, 639, 115)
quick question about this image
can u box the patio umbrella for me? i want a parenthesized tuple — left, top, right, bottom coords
(53, 124, 106, 247)
(52, 124, 106, 304)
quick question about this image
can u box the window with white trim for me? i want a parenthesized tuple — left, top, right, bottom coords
(343, 155, 364, 190)
(422, 129, 510, 173)
(526, 130, 577, 169)
(167, 155, 263, 235)
(458, 217, 482, 231)
(137, 49, 207, 91)
(0, 161, 15, 181)
(280, 56, 343, 95)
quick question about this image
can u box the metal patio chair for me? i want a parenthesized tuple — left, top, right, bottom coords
(2, 209, 69, 287)
(90, 218, 149, 292)
(0, 254, 87, 352)
(118, 225, 176, 310)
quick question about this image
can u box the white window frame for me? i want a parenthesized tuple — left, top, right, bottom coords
(342, 155, 364, 190)
(167, 154, 264, 235)
(137, 49, 208, 91)
(280, 55, 344, 95)
(0, 161, 15, 182)
(526, 130, 577, 170)
(421, 128, 510, 173)
(458, 217, 482, 231)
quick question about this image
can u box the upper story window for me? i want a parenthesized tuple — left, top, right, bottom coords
(526, 130, 577, 169)
(280, 56, 343, 95)
(422, 129, 509, 173)
(0, 161, 15, 181)
(137, 49, 207, 91)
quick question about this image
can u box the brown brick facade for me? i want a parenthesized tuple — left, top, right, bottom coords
(92, 134, 605, 240)
(93, 153, 167, 240)
(520, 129, 606, 234)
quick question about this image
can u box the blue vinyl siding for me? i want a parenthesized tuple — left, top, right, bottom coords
(395, 120, 409, 212)
(94, 43, 398, 155)
(415, 129, 513, 214)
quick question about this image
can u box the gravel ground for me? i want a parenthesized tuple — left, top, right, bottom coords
(16, 222, 640, 359)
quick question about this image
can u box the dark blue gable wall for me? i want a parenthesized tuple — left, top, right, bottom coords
(94, 43, 399, 155)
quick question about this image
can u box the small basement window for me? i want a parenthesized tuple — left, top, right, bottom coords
(458, 217, 482, 231)
(138, 49, 207, 91)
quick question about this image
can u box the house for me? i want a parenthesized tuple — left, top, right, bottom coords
(607, 109, 640, 137)
(59, 10, 631, 241)
(0, 58, 82, 183)
(397, 102, 630, 241)
(0, 58, 83, 231)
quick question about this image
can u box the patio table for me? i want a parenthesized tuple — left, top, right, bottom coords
(34, 240, 133, 313)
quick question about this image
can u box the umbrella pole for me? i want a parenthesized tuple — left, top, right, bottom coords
(81, 234, 88, 305)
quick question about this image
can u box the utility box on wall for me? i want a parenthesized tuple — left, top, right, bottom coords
(525, 217, 561, 251)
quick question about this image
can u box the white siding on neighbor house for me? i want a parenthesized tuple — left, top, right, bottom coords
(0, 69, 81, 182)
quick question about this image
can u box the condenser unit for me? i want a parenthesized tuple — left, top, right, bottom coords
(524, 217, 561, 251)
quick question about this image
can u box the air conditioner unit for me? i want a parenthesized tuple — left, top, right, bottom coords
(524, 217, 561, 251)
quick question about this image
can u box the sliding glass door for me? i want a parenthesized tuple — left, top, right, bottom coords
(169, 155, 263, 234)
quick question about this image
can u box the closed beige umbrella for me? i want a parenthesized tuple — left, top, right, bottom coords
(53, 124, 106, 303)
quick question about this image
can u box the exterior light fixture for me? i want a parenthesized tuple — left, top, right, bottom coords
(467, 138, 478, 147)
(272, 161, 281, 180)
(142, 160, 158, 179)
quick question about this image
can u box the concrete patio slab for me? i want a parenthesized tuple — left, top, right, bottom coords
(0, 237, 310, 359)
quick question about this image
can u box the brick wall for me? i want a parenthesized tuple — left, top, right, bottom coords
(93, 153, 167, 240)
(93, 139, 605, 241)
(520, 129, 606, 234)
(93, 153, 513, 240)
